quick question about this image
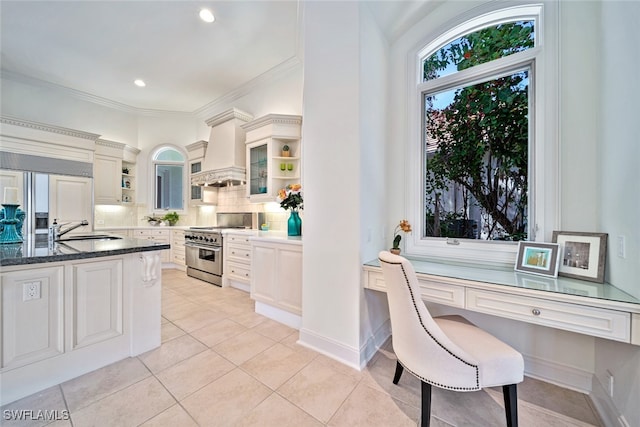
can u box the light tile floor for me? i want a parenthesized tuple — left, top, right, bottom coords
(3, 269, 604, 427)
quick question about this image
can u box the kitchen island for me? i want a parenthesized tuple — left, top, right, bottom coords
(0, 234, 170, 405)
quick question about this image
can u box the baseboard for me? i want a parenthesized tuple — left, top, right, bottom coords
(590, 374, 626, 427)
(254, 301, 301, 329)
(359, 319, 392, 369)
(298, 328, 362, 371)
(521, 353, 593, 393)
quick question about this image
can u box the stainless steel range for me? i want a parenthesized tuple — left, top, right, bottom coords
(185, 213, 256, 286)
(185, 227, 224, 286)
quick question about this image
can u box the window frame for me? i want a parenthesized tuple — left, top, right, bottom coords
(405, 3, 558, 267)
(150, 145, 187, 214)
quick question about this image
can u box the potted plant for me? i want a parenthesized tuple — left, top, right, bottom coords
(391, 220, 412, 255)
(162, 211, 179, 226)
(282, 144, 290, 157)
(144, 215, 163, 226)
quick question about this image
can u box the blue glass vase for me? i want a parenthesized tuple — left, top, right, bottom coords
(287, 211, 302, 236)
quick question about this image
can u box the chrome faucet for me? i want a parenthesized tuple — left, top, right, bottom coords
(50, 219, 89, 240)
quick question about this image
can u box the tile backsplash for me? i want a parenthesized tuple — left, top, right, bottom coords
(95, 184, 293, 231)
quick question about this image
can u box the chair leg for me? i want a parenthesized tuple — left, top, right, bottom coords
(421, 381, 432, 427)
(392, 360, 404, 384)
(503, 384, 518, 427)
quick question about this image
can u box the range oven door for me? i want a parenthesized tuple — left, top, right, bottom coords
(185, 243, 222, 284)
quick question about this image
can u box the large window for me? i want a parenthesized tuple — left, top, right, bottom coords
(152, 146, 185, 211)
(423, 21, 534, 241)
(406, 4, 557, 264)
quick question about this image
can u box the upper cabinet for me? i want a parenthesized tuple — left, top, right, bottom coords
(186, 140, 218, 206)
(94, 139, 140, 205)
(243, 114, 302, 203)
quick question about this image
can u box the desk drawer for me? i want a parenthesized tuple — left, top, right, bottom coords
(467, 289, 630, 342)
(364, 270, 464, 308)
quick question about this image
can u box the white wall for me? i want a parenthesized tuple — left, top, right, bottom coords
(594, 2, 640, 426)
(357, 4, 393, 365)
(299, 1, 363, 367)
(382, 0, 639, 423)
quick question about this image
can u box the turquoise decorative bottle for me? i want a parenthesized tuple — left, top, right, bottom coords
(287, 211, 302, 236)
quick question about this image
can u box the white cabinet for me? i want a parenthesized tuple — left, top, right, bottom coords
(1, 266, 64, 370)
(49, 175, 92, 233)
(0, 170, 24, 206)
(171, 229, 186, 269)
(132, 229, 171, 262)
(94, 155, 122, 204)
(120, 161, 135, 204)
(0, 251, 162, 406)
(243, 114, 302, 203)
(94, 140, 139, 205)
(251, 239, 302, 317)
(69, 259, 123, 350)
(224, 233, 252, 290)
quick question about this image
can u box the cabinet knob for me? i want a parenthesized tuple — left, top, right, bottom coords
(245, 253, 249, 257)
(245, 273, 249, 277)
(531, 308, 541, 316)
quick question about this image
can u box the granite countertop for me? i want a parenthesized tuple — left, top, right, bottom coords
(0, 234, 170, 267)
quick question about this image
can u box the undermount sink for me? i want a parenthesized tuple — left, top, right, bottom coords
(56, 234, 122, 241)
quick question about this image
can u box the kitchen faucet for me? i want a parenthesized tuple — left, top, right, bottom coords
(50, 219, 89, 240)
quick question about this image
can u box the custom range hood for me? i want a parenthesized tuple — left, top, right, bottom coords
(191, 108, 253, 187)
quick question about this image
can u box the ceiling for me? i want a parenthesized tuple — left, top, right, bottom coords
(0, 1, 300, 113)
(0, 1, 438, 115)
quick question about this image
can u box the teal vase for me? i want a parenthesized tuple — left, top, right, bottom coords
(287, 211, 302, 236)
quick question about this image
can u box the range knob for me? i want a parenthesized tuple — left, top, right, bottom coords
(198, 236, 204, 240)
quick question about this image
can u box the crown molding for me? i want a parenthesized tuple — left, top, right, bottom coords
(205, 108, 254, 127)
(241, 114, 302, 132)
(1, 69, 194, 118)
(0, 115, 101, 141)
(124, 145, 141, 155)
(185, 140, 208, 152)
(96, 138, 126, 150)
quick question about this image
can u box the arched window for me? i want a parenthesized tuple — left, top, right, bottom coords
(152, 146, 185, 211)
(407, 4, 558, 264)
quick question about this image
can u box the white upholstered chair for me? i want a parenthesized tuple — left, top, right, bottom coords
(378, 251, 524, 427)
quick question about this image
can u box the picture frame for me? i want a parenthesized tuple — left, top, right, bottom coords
(552, 231, 607, 283)
(514, 242, 560, 278)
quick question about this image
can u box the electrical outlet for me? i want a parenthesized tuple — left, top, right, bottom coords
(22, 281, 41, 301)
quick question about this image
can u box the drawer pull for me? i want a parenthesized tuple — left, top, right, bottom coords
(245, 273, 249, 277)
(245, 253, 249, 257)
(532, 308, 541, 316)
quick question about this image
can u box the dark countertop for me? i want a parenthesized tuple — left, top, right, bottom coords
(0, 234, 170, 267)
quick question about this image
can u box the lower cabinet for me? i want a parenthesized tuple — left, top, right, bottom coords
(171, 229, 186, 269)
(251, 240, 302, 316)
(0, 252, 162, 406)
(132, 229, 170, 262)
(224, 233, 252, 289)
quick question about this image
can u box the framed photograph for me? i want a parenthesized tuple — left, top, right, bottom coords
(514, 242, 560, 278)
(552, 231, 607, 283)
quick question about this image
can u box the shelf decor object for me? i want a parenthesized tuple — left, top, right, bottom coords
(514, 241, 560, 278)
(1, 187, 24, 244)
(552, 231, 608, 283)
(0, 204, 24, 244)
(287, 211, 302, 237)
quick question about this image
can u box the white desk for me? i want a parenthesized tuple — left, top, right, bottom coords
(363, 259, 640, 345)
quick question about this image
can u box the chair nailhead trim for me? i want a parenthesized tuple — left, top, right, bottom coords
(380, 257, 481, 391)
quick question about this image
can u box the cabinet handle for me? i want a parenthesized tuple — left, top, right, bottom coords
(231, 270, 235, 273)
(531, 308, 541, 316)
(245, 273, 249, 277)
(245, 253, 249, 257)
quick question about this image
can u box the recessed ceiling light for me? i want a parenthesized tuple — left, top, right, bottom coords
(199, 8, 215, 23)
(134, 79, 146, 87)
